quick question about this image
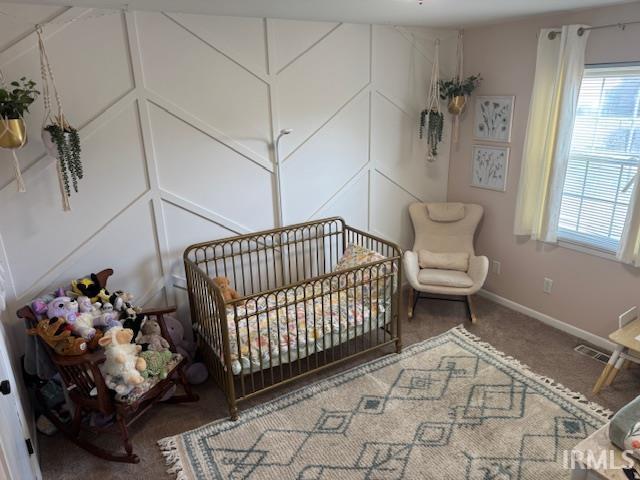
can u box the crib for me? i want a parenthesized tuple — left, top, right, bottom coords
(183, 217, 402, 419)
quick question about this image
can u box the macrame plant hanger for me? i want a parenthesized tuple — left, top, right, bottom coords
(37, 25, 71, 211)
(0, 69, 27, 192)
(452, 30, 464, 145)
(425, 39, 442, 162)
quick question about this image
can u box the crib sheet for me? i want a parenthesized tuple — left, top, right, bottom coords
(194, 282, 391, 375)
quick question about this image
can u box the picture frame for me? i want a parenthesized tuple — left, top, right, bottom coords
(474, 95, 515, 142)
(471, 145, 509, 192)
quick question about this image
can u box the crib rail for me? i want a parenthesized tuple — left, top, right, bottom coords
(184, 217, 402, 419)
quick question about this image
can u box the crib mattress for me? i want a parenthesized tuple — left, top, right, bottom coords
(194, 283, 392, 375)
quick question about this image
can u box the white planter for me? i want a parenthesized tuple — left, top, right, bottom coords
(42, 128, 73, 159)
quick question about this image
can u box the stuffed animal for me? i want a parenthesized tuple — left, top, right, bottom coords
(28, 318, 87, 356)
(46, 296, 100, 339)
(139, 349, 173, 379)
(122, 308, 146, 339)
(212, 276, 241, 303)
(71, 274, 110, 304)
(136, 319, 170, 352)
(98, 327, 147, 395)
(108, 290, 134, 312)
(76, 296, 122, 330)
(164, 315, 208, 385)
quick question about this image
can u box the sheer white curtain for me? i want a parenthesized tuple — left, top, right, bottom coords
(513, 25, 590, 242)
(619, 176, 640, 266)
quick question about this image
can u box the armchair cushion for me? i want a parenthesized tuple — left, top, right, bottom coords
(418, 250, 469, 271)
(426, 202, 465, 222)
(417, 269, 474, 288)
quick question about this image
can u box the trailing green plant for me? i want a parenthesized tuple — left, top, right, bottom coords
(420, 108, 444, 157)
(438, 74, 481, 101)
(0, 77, 39, 119)
(45, 120, 83, 196)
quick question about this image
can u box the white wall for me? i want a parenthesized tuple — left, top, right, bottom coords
(0, 5, 456, 352)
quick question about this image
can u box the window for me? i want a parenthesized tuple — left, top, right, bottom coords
(558, 64, 640, 253)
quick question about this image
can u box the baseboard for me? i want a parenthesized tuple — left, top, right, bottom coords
(478, 289, 615, 353)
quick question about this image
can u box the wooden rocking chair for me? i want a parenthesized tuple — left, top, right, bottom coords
(17, 268, 199, 463)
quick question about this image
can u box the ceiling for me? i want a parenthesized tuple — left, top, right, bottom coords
(5, 0, 639, 27)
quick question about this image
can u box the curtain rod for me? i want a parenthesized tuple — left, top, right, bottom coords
(547, 20, 640, 40)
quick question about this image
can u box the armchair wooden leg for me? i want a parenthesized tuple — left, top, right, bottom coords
(408, 288, 415, 319)
(466, 295, 478, 324)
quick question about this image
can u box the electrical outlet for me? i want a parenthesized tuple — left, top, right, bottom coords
(492, 260, 501, 275)
(543, 277, 553, 294)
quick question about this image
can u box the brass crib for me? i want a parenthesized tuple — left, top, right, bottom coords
(183, 217, 402, 419)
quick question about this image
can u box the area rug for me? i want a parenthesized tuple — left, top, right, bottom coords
(159, 326, 611, 479)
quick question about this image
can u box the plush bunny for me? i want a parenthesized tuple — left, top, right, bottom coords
(98, 327, 147, 395)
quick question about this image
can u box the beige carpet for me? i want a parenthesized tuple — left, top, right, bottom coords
(158, 326, 610, 479)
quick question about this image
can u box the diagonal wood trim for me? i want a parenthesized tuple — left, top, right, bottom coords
(163, 12, 271, 85)
(373, 168, 423, 202)
(281, 82, 370, 164)
(145, 91, 274, 172)
(159, 189, 250, 235)
(275, 22, 342, 75)
(307, 165, 370, 221)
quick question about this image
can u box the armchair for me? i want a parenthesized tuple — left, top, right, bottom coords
(404, 202, 488, 322)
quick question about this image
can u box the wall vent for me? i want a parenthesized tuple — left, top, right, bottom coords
(574, 344, 610, 364)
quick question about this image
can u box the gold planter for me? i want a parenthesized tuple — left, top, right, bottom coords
(0, 118, 27, 149)
(447, 96, 467, 115)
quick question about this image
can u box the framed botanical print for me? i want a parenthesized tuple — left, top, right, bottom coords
(471, 145, 509, 192)
(474, 95, 515, 142)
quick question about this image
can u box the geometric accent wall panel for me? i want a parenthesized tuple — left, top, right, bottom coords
(269, 18, 339, 73)
(167, 13, 268, 76)
(162, 201, 235, 277)
(281, 93, 369, 224)
(276, 23, 370, 159)
(0, 102, 149, 296)
(149, 104, 274, 231)
(373, 25, 429, 115)
(372, 93, 431, 201)
(314, 172, 369, 231)
(0, 4, 65, 51)
(136, 12, 272, 161)
(371, 171, 419, 250)
(42, 200, 163, 303)
(0, 11, 134, 188)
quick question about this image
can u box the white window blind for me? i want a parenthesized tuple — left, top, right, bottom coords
(558, 65, 640, 252)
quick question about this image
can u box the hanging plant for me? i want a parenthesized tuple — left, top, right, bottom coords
(420, 39, 444, 162)
(0, 75, 39, 192)
(43, 117, 82, 196)
(37, 25, 83, 211)
(439, 74, 482, 114)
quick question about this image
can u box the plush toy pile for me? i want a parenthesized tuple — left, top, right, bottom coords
(27, 273, 203, 398)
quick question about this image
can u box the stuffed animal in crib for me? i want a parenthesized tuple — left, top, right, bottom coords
(98, 327, 147, 395)
(71, 274, 110, 304)
(212, 276, 241, 303)
(27, 318, 88, 356)
(136, 319, 170, 352)
(139, 349, 173, 379)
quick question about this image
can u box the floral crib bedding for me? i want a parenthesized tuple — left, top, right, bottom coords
(195, 280, 392, 376)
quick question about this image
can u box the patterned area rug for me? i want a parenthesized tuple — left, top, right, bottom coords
(159, 327, 611, 479)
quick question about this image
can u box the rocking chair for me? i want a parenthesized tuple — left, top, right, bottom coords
(17, 268, 199, 463)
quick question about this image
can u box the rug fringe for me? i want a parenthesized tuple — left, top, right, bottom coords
(451, 325, 613, 420)
(158, 437, 187, 480)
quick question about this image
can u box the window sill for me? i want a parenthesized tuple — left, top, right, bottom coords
(557, 237, 619, 263)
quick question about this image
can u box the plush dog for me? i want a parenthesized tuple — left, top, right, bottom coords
(136, 319, 170, 352)
(27, 318, 87, 356)
(212, 276, 241, 303)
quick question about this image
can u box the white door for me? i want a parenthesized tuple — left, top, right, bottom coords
(0, 315, 39, 480)
(0, 235, 40, 480)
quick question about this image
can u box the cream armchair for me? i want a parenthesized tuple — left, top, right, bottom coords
(404, 202, 489, 323)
